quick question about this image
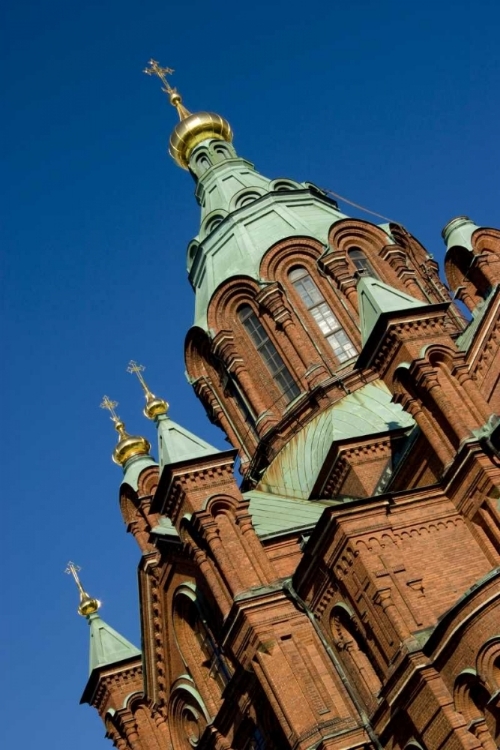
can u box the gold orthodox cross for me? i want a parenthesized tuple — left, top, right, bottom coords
(100, 395, 120, 422)
(127, 360, 152, 397)
(65, 561, 84, 594)
(143, 59, 176, 95)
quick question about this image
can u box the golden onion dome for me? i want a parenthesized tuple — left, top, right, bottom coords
(78, 590, 101, 617)
(100, 396, 151, 467)
(144, 394, 169, 420)
(126, 360, 169, 420)
(143, 60, 233, 170)
(112, 418, 151, 466)
(169, 110, 233, 170)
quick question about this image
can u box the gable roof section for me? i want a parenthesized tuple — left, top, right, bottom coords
(358, 277, 425, 346)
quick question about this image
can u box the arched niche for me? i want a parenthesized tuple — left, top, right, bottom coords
(454, 669, 499, 745)
(168, 678, 211, 750)
(172, 585, 230, 718)
(329, 603, 382, 707)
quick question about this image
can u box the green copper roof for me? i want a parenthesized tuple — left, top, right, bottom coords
(184, 140, 348, 331)
(156, 413, 219, 470)
(245, 489, 331, 537)
(87, 612, 141, 675)
(358, 276, 425, 345)
(257, 381, 415, 500)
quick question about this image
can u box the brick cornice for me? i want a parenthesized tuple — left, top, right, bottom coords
(151, 449, 237, 517)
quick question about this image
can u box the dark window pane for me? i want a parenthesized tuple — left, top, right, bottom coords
(239, 305, 300, 403)
(348, 247, 377, 277)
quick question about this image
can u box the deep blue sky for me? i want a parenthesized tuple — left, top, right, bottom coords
(2, 0, 499, 746)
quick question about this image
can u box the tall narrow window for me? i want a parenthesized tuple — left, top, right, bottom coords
(289, 268, 357, 363)
(348, 247, 377, 277)
(221, 372, 258, 438)
(238, 305, 300, 403)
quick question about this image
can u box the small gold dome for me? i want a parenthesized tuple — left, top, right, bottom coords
(78, 591, 101, 617)
(169, 111, 233, 169)
(112, 419, 151, 466)
(144, 395, 169, 420)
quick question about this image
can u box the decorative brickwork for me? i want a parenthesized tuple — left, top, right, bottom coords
(82, 120, 500, 749)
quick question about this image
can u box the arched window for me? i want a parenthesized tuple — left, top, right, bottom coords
(195, 154, 211, 175)
(289, 268, 357, 363)
(205, 215, 224, 234)
(348, 247, 377, 277)
(213, 143, 230, 155)
(238, 305, 300, 403)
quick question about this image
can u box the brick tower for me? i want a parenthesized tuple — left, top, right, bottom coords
(73, 64, 500, 750)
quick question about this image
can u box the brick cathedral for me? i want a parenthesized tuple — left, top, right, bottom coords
(70, 63, 500, 750)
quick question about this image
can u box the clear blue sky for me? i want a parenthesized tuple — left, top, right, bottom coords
(2, 0, 499, 746)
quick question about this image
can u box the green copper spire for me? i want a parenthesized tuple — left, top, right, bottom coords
(155, 414, 219, 470)
(66, 563, 141, 677)
(127, 362, 219, 470)
(358, 276, 426, 346)
(86, 614, 141, 675)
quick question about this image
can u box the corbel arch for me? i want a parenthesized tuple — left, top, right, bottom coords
(260, 236, 360, 371)
(477, 637, 500, 695)
(329, 218, 428, 302)
(454, 669, 498, 746)
(259, 235, 324, 279)
(207, 275, 262, 332)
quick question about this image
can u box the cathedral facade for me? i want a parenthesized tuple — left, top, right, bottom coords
(73, 65, 500, 750)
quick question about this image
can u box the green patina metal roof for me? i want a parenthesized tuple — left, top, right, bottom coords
(87, 612, 141, 675)
(121, 453, 158, 492)
(185, 140, 348, 331)
(244, 489, 332, 537)
(156, 413, 219, 470)
(257, 381, 414, 500)
(358, 276, 425, 345)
